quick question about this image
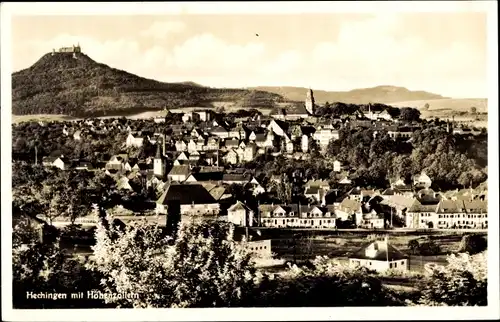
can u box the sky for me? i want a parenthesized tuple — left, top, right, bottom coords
(10, 12, 488, 98)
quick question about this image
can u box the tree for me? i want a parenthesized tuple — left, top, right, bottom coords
(458, 171, 474, 188)
(273, 174, 293, 203)
(399, 107, 421, 122)
(459, 234, 487, 255)
(249, 256, 399, 307)
(308, 138, 320, 158)
(88, 215, 257, 308)
(411, 252, 487, 306)
(470, 106, 477, 115)
(407, 239, 420, 255)
(391, 154, 413, 183)
(417, 239, 441, 256)
(423, 103, 430, 110)
(12, 219, 103, 308)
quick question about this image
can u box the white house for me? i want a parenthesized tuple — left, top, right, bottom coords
(42, 156, 67, 170)
(336, 198, 362, 222)
(126, 133, 144, 148)
(258, 204, 336, 228)
(227, 201, 254, 227)
(243, 143, 257, 162)
(167, 165, 191, 182)
(223, 150, 239, 165)
(105, 154, 129, 171)
(333, 160, 342, 172)
(245, 239, 272, 259)
(268, 120, 289, 138)
(435, 199, 487, 229)
(349, 239, 409, 273)
(301, 135, 309, 153)
(406, 199, 438, 229)
(156, 183, 220, 217)
(313, 129, 339, 149)
(175, 140, 188, 152)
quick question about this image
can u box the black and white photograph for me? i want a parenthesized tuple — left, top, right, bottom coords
(1, 1, 498, 321)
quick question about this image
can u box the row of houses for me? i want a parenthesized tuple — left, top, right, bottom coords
(223, 181, 487, 230)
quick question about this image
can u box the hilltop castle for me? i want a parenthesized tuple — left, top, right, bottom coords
(52, 43, 82, 58)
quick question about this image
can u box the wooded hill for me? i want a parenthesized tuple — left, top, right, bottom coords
(12, 53, 285, 117)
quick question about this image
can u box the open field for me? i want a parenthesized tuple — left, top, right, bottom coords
(390, 98, 487, 113)
(11, 105, 275, 124)
(12, 114, 78, 124)
(268, 231, 486, 273)
(390, 98, 488, 128)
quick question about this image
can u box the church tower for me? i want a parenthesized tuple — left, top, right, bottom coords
(154, 144, 164, 178)
(305, 88, 315, 115)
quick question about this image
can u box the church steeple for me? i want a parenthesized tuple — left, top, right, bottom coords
(154, 143, 164, 178)
(305, 88, 315, 115)
(155, 143, 162, 159)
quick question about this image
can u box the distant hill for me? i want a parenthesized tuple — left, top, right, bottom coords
(12, 52, 285, 117)
(249, 85, 447, 105)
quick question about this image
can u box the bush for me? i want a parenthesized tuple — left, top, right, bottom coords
(459, 234, 487, 255)
(88, 213, 257, 308)
(245, 257, 402, 307)
(410, 252, 487, 306)
(408, 239, 420, 255)
(407, 238, 441, 256)
(418, 240, 441, 256)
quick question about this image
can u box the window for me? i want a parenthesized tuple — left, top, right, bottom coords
(390, 263, 392, 268)
(369, 262, 372, 266)
(394, 262, 397, 267)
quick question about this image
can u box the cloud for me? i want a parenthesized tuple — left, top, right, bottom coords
(13, 14, 486, 97)
(306, 14, 486, 96)
(169, 33, 266, 74)
(260, 50, 303, 75)
(140, 20, 186, 39)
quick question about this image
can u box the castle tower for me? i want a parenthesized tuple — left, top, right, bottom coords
(305, 88, 315, 115)
(154, 144, 164, 178)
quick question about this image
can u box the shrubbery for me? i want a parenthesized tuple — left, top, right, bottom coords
(13, 217, 488, 308)
(407, 238, 441, 256)
(410, 252, 487, 306)
(459, 234, 487, 255)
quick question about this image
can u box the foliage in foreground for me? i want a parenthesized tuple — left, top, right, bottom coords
(246, 257, 400, 307)
(13, 214, 488, 308)
(87, 209, 257, 308)
(12, 217, 105, 308)
(459, 234, 487, 255)
(409, 251, 487, 306)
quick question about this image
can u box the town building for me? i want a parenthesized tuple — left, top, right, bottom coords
(349, 238, 409, 272)
(227, 201, 254, 227)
